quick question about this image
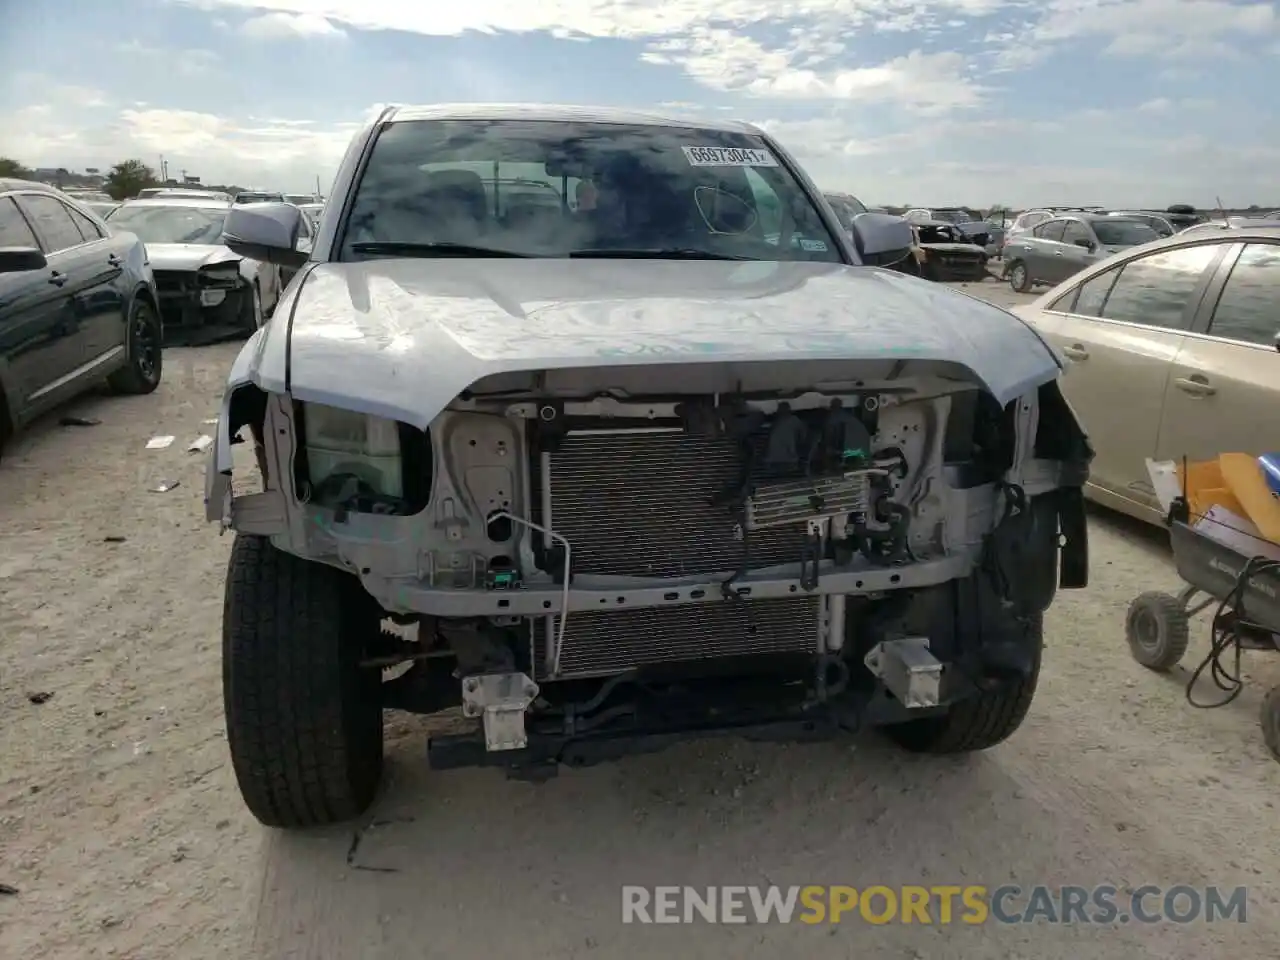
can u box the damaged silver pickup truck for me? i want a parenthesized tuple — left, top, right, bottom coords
(206, 103, 1092, 828)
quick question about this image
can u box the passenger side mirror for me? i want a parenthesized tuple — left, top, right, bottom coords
(0, 247, 48, 273)
(851, 213, 913, 267)
(222, 202, 307, 269)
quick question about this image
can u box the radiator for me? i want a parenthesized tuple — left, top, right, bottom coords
(538, 427, 809, 578)
(529, 426, 821, 679)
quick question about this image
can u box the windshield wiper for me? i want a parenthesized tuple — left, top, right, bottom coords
(350, 241, 530, 258)
(568, 247, 752, 261)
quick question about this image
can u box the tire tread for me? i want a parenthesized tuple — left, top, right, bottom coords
(223, 534, 382, 828)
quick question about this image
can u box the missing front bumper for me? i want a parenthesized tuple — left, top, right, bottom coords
(426, 672, 951, 775)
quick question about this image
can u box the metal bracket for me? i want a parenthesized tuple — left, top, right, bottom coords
(461, 672, 540, 752)
(864, 636, 943, 708)
(229, 490, 289, 536)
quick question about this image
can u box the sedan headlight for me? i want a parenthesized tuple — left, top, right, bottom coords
(302, 402, 403, 500)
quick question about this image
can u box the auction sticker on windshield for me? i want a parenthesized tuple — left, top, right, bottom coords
(682, 146, 778, 167)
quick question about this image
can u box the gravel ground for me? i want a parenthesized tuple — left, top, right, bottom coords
(3, 277, 1279, 959)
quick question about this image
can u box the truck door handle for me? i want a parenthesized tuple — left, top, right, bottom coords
(1053, 251, 1065, 257)
(107, 254, 122, 267)
(48, 271, 67, 287)
(1174, 375, 1215, 397)
(1061, 344, 1088, 360)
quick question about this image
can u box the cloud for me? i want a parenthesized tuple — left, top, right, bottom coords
(0, 81, 358, 190)
(239, 12, 347, 40)
(1013, 0, 1276, 65)
(114, 40, 222, 76)
(171, 0, 1008, 112)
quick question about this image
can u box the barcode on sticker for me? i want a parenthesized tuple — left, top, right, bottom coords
(682, 146, 778, 167)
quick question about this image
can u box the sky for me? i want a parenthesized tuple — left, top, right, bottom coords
(0, 0, 1277, 208)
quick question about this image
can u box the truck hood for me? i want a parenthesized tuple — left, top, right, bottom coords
(146, 243, 240, 271)
(241, 258, 1063, 429)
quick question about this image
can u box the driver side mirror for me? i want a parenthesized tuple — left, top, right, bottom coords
(1073, 238, 1095, 250)
(851, 213, 913, 267)
(222, 202, 307, 269)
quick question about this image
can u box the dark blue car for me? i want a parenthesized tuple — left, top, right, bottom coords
(0, 178, 163, 459)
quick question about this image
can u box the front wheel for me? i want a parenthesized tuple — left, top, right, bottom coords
(237, 281, 264, 333)
(223, 534, 384, 828)
(107, 297, 163, 395)
(884, 614, 1043, 754)
(1008, 260, 1032, 293)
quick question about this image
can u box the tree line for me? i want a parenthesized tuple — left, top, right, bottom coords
(0, 156, 249, 201)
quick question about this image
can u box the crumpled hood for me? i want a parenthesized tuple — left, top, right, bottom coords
(145, 243, 240, 271)
(250, 258, 1063, 428)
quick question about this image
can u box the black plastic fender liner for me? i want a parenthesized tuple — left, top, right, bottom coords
(1056, 486, 1089, 589)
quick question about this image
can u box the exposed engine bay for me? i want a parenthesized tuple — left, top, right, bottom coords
(220, 365, 1090, 771)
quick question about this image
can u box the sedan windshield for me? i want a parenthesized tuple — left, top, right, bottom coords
(106, 205, 227, 244)
(1092, 219, 1160, 246)
(341, 118, 842, 262)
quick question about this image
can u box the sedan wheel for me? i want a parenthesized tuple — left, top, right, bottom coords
(108, 298, 163, 395)
(1009, 262, 1031, 293)
(238, 282, 264, 333)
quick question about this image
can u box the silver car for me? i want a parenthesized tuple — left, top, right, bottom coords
(104, 197, 284, 333)
(206, 102, 1091, 828)
(1003, 213, 1162, 292)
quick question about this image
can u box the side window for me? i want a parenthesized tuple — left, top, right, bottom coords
(1097, 245, 1221, 331)
(20, 194, 88, 253)
(66, 203, 105, 241)
(1061, 221, 1093, 247)
(1033, 220, 1066, 242)
(1205, 243, 1280, 347)
(743, 168, 782, 237)
(1053, 268, 1120, 316)
(0, 197, 40, 248)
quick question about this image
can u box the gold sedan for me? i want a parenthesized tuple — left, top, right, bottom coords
(1010, 227, 1280, 525)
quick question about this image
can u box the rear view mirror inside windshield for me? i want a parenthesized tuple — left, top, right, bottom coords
(545, 155, 589, 179)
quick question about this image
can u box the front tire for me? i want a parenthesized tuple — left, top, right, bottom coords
(884, 614, 1043, 754)
(237, 281, 264, 333)
(1008, 260, 1032, 293)
(223, 534, 384, 828)
(107, 297, 163, 395)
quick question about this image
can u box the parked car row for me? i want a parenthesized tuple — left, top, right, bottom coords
(0, 177, 323, 457)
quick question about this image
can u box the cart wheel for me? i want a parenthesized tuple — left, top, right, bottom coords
(1261, 688, 1280, 762)
(1125, 591, 1190, 671)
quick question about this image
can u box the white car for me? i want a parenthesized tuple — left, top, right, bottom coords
(105, 197, 283, 333)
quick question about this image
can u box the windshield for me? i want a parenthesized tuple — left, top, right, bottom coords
(1123, 214, 1173, 237)
(932, 209, 973, 223)
(341, 119, 842, 262)
(1092, 219, 1160, 246)
(105, 205, 228, 244)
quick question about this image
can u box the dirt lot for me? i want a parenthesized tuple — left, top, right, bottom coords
(3, 277, 1280, 959)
